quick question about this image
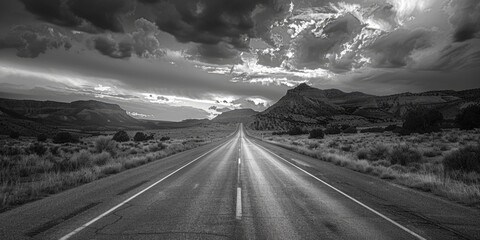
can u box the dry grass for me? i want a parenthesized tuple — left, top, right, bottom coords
(249, 128, 480, 206)
(0, 123, 236, 211)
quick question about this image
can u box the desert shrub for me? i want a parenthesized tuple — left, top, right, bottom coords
(145, 134, 154, 140)
(1, 146, 22, 156)
(9, 131, 20, 139)
(167, 143, 185, 154)
(360, 127, 384, 133)
(443, 145, 480, 173)
(26, 143, 48, 156)
(94, 136, 117, 156)
(53, 132, 79, 144)
(49, 146, 60, 155)
(309, 129, 324, 139)
(455, 105, 480, 130)
(272, 131, 288, 135)
(93, 152, 112, 165)
(403, 109, 443, 133)
(133, 132, 147, 142)
(288, 127, 307, 136)
(356, 149, 369, 160)
(158, 142, 168, 150)
(368, 144, 390, 161)
(37, 134, 48, 142)
(388, 145, 422, 166)
(112, 130, 130, 142)
(69, 150, 93, 169)
(340, 124, 351, 131)
(341, 144, 352, 152)
(307, 142, 320, 150)
(327, 141, 339, 148)
(343, 126, 357, 134)
(160, 136, 170, 141)
(325, 126, 341, 135)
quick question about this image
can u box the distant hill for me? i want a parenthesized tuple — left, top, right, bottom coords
(0, 98, 208, 136)
(251, 83, 480, 130)
(212, 108, 259, 124)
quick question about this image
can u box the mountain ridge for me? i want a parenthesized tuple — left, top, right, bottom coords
(251, 83, 480, 130)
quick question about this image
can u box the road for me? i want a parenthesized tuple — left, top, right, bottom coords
(1, 124, 479, 239)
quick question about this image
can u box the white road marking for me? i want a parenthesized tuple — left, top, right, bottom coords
(238, 158, 241, 165)
(253, 141, 427, 240)
(236, 187, 242, 220)
(59, 138, 234, 240)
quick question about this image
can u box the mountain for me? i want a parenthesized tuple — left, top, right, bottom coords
(212, 108, 259, 124)
(251, 84, 480, 130)
(0, 98, 142, 127)
(0, 98, 208, 135)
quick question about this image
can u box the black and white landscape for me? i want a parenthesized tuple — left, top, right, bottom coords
(1, 0, 480, 239)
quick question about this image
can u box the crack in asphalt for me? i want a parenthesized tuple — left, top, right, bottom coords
(94, 203, 133, 234)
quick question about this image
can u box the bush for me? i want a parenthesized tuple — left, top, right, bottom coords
(37, 134, 48, 142)
(403, 109, 443, 133)
(342, 126, 357, 134)
(455, 105, 480, 130)
(93, 152, 112, 165)
(94, 136, 117, 156)
(288, 127, 307, 136)
(309, 129, 324, 139)
(158, 142, 168, 150)
(388, 145, 422, 166)
(69, 150, 93, 169)
(360, 127, 384, 133)
(160, 136, 170, 141)
(133, 132, 147, 142)
(146, 134, 154, 140)
(53, 132, 79, 144)
(356, 149, 369, 160)
(368, 144, 390, 161)
(26, 143, 48, 156)
(9, 131, 20, 139)
(325, 126, 341, 135)
(133, 132, 154, 141)
(443, 145, 480, 173)
(112, 130, 130, 142)
(272, 131, 288, 135)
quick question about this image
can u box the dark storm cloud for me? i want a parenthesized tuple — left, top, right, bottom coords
(291, 13, 362, 70)
(141, 0, 289, 50)
(187, 42, 242, 64)
(19, 0, 135, 32)
(93, 36, 133, 59)
(0, 24, 71, 58)
(19, 0, 80, 27)
(449, 0, 480, 42)
(130, 18, 165, 58)
(365, 29, 433, 68)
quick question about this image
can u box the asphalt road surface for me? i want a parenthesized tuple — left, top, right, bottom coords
(1, 124, 479, 239)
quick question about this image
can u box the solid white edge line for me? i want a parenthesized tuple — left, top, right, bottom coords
(59, 137, 235, 240)
(236, 187, 242, 220)
(238, 158, 241, 165)
(252, 140, 427, 240)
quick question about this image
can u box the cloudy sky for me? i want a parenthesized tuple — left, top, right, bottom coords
(0, 0, 479, 121)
